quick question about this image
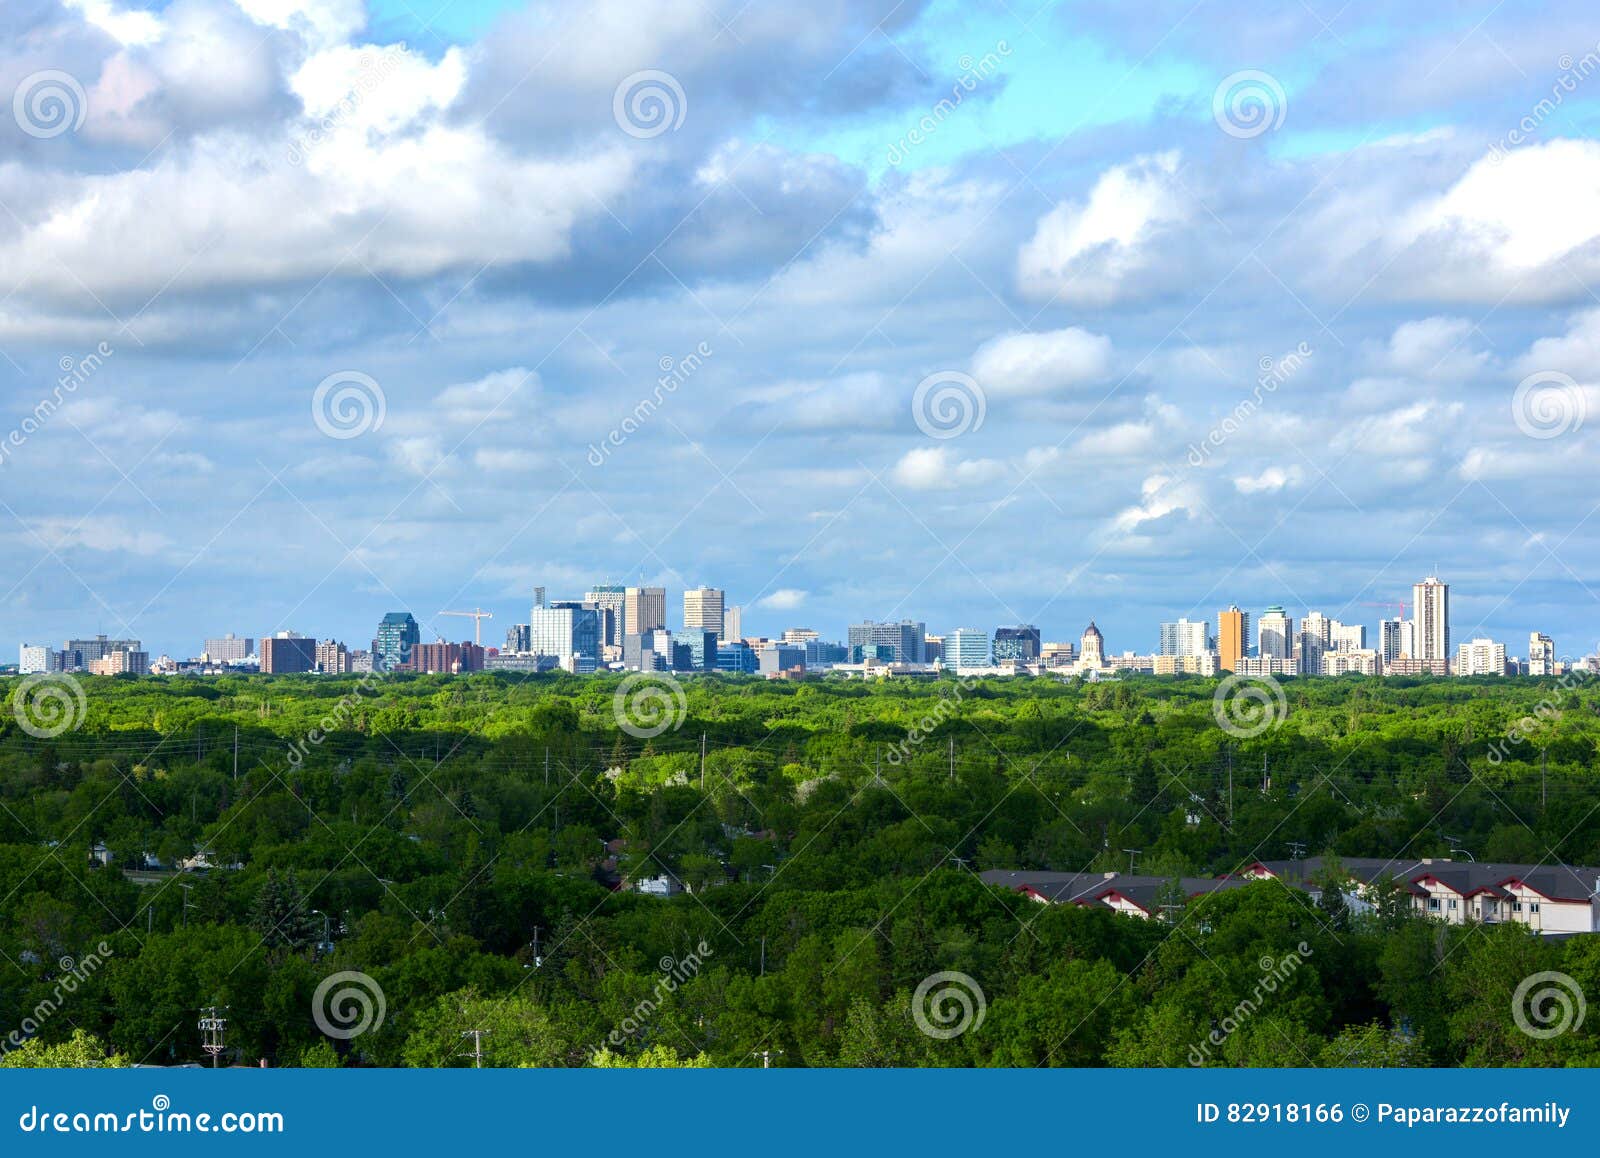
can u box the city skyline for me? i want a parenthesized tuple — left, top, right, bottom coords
(13, 572, 1592, 672)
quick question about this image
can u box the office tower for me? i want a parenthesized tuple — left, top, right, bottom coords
(1456, 638, 1506, 676)
(1040, 641, 1076, 668)
(1079, 622, 1105, 668)
(948, 628, 991, 669)
(675, 629, 720, 671)
(504, 623, 532, 654)
(624, 586, 667, 637)
(992, 624, 1042, 662)
(847, 620, 926, 664)
(260, 633, 316, 673)
(723, 605, 742, 642)
(716, 638, 757, 673)
(1413, 576, 1449, 662)
(529, 604, 602, 663)
(1331, 622, 1366, 652)
(923, 635, 944, 663)
(585, 585, 627, 646)
(204, 634, 254, 663)
(758, 643, 805, 675)
(1217, 606, 1250, 673)
(782, 627, 820, 644)
(623, 629, 673, 671)
(1258, 606, 1292, 664)
(1295, 611, 1332, 675)
(373, 612, 421, 672)
(1529, 632, 1556, 676)
(315, 640, 350, 674)
(1158, 618, 1209, 657)
(19, 645, 50, 674)
(66, 636, 141, 665)
(683, 587, 726, 637)
(803, 639, 848, 667)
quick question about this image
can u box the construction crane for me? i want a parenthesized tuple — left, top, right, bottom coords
(439, 608, 494, 645)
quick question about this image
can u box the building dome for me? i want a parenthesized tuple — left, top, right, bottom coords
(1081, 621, 1103, 643)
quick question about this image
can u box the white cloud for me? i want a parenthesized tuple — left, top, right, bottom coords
(1233, 465, 1303, 493)
(970, 327, 1112, 396)
(1017, 152, 1187, 304)
(890, 446, 1006, 491)
(758, 588, 807, 610)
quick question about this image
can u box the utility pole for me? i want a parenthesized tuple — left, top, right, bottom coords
(759, 936, 766, 977)
(180, 882, 192, 927)
(1542, 747, 1548, 811)
(199, 1007, 227, 1068)
(459, 1028, 490, 1068)
(750, 1047, 783, 1068)
(233, 726, 238, 781)
(1287, 841, 1306, 879)
(1122, 848, 1142, 875)
(1226, 745, 1234, 830)
(949, 737, 955, 783)
(700, 733, 707, 791)
(543, 747, 549, 788)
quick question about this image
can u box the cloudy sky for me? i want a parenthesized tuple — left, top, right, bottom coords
(3, 0, 1599, 660)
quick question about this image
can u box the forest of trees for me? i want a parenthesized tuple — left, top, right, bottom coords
(1, 668, 1598, 1068)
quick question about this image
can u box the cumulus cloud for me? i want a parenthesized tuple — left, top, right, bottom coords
(758, 588, 807, 610)
(1234, 465, 1303, 494)
(1017, 152, 1188, 304)
(889, 446, 1006, 491)
(970, 327, 1112, 396)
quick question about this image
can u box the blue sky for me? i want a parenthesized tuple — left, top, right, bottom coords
(3, 0, 1600, 661)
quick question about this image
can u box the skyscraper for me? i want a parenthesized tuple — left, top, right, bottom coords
(261, 633, 316, 673)
(1258, 607, 1292, 665)
(1158, 618, 1209, 657)
(948, 628, 990, 669)
(624, 586, 667, 637)
(683, 587, 726, 637)
(723, 605, 742, 642)
(1379, 618, 1415, 666)
(992, 624, 1041, 662)
(373, 611, 421, 672)
(1217, 606, 1250, 673)
(1413, 576, 1449, 662)
(530, 604, 602, 664)
(1529, 632, 1556, 676)
(204, 634, 254, 663)
(585, 585, 627, 647)
(1297, 611, 1332, 675)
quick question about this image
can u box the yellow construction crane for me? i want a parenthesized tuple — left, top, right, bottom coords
(438, 608, 494, 646)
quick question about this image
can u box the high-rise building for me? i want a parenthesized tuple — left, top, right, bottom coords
(716, 638, 757, 673)
(1529, 632, 1556, 676)
(758, 643, 805, 676)
(683, 587, 726, 637)
(723, 605, 742, 642)
(1217, 606, 1250, 673)
(992, 625, 1041, 662)
(948, 628, 991, 669)
(782, 628, 820, 644)
(1158, 618, 1209, 657)
(1258, 607, 1292, 663)
(260, 633, 316, 674)
(373, 612, 421, 672)
(585, 585, 627, 647)
(315, 640, 350, 674)
(19, 645, 50, 674)
(529, 604, 602, 664)
(624, 587, 667, 637)
(66, 636, 141, 665)
(409, 641, 485, 673)
(1413, 576, 1449, 662)
(1456, 638, 1506, 676)
(1379, 618, 1415, 666)
(1331, 622, 1366, 652)
(88, 649, 148, 675)
(1296, 611, 1332, 675)
(1041, 641, 1076, 669)
(504, 623, 532, 654)
(623, 629, 673, 671)
(204, 634, 254, 663)
(847, 620, 926, 664)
